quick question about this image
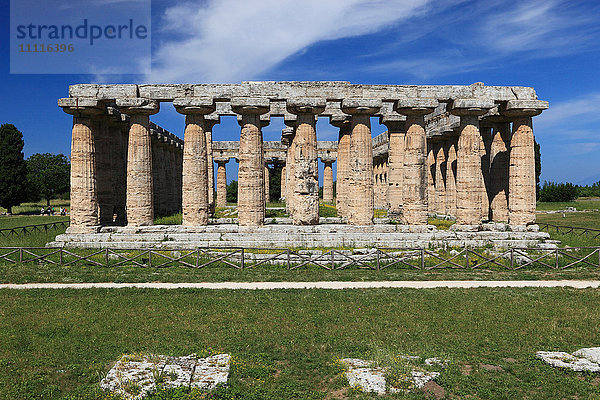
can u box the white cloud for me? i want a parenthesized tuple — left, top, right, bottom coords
(536, 92, 600, 130)
(149, 0, 434, 83)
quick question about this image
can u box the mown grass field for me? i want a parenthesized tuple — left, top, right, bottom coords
(1, 288, 600, 399)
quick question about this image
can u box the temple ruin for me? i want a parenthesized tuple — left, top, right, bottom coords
(52, 81, 551, 249)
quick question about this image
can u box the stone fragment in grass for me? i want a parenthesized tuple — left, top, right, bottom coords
(573, 348, 600, 364)
(536, 351, 600, 372)
(190, 354, 231, 390)
(340, 357, 441, 394)
(101, 353, 230, 399)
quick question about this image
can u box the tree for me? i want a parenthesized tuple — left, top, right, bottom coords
(534, 139, 541, 200)
(0, 124, 28, 214)
(26, 153, 71, 206)
(226, 180, 238, 203)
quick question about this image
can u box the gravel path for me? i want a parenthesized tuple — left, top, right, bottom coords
(1, 280, 600, 290)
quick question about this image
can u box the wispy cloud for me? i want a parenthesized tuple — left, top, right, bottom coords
(149, 0, 435, 83)
(536, 92, 600, 130)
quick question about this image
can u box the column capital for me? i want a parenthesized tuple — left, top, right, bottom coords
(502, 99, 549, 117)
(173, 97, 215, 115)
(281, 127, 295, 143)
(59, 98, 104, 116)
(395, 98, 438, 115)
(286, 97, 326, 115)
(329, 114, 351, 129)
(237, 114, 270, 127)
(283, 113, 297, 128)
(231, 97, 270, 115)
(449, 98, 494, 117)
(341, 98, 382, 115)
(116, 98, 160, 115)
(214, 157, 229, 164)
(379, 113, 406, 131)
(320, 156, 335, 164)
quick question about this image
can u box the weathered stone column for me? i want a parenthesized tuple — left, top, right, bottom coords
(480, 125, 493, 220)
(381, 115, 406, 221)
(280, 164, 287, 201)
(504, 100, 548, 225)
(167, 144, 178, 214)
(330, 115, 351, 219)
(286, 98, 324, 225)
(488, 121, 511, 222)
(93, 116, 115, 225)
(282, 125, 296, 216)
(426, 143, 436, 214)
(232, 97, 270, 227)
(444, 135, 458, 217)
(59, 98, 103, 233)
(205, 114, 220, 214)
(264, 161, 270, 203)
(107, 109, 129, 225)
(215, 158, 228, 208)
(434, 140, 447, 215)
(322, 157, 335, 203)
(174, 97, 215, 226)
(396, 99, 437, 225)
(450, 99, 494, 225)
(341, 99, 382, 225)
(116, 98, 159, 227)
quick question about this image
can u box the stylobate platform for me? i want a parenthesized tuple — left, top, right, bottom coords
(49, 222, 553, 249)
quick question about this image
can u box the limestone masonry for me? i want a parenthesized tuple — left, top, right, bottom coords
(57, 81, 548, 247)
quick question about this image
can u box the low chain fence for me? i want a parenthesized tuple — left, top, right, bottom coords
(1, 246, 599, 270)
(0, 220, 70, 237)
(539, 223, 600, 239)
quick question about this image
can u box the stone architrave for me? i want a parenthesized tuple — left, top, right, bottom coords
(286, 98, 325, 225)
(322, 157, 335, 203)
(205, 114, 220, 214)
(59, 98, 103, 232)
(215, 158, 228, 208)
(341, 99, 382, 225)
(330, 115, 351, 219)
(396, 98, 437, 225)
(504, 100, 548, 225)
(450, 99, 494, 225)
(444, 136, 458, 217)
(231, 97, 270, 227)
(381, 115, 405, 222)
(116, 98, 160, 227)
(174, 97, 215, 226)
(488, 122, 511, 222)
(434, 140, 447, 215)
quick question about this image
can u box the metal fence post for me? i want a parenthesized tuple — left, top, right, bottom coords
(465, 247, 469, 269)
(287, 248, 291, 270)
(59, 248, 63, 266)
(510, 248, 514, 269)
(240, 248, 244, 269)
(420, 248, 425, 269)
(376, 250, 380, 271)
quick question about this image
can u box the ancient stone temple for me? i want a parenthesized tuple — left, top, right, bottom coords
(54, 81, 550, 249)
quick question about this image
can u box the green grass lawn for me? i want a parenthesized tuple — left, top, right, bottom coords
(536, 198, 600, 211)
(1, 288, 600, 399)
(0, 199, 71, 215)
(0, 215, 69, 247)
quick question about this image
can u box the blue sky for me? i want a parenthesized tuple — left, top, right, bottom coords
(1, 0, 599, 185)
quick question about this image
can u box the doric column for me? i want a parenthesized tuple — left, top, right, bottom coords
(215, 158, 228, 208)
(116, 98, 159, 227)
(59, 98, 103, 232)
(158, 140, 170, 216)
(282, 125, 296, 216)
(107, 108, 129, 225)
(205, 114, 220, 214)
(322, 157, 335, 203)
(330, 115, 351, 219)
(396, 99, 437, 225)
(504, 100, 548, 225)
(341, 99, 382, 225)
(93, 116, 115, 225)
(232, 97, 270, 227)
(426, 143, 436, 214)
(280, 164, 286, 201)
(264, 161, 270, 203)
(167, 144, 177, 214)
(450, 99, 494, 225)
(434, 140, 446, 215)
(174, 97, 215, 226)
(381, 115, 406, 221)
(480, 125, 493, 220)
(286, 98, 324, 225)
(488, 121, 511, 222)
(444, 135, 458, 217)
